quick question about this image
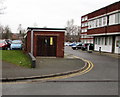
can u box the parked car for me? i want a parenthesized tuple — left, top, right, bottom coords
(0, 40, 8, 50)
(5, 39, 12, 48)
(72, 43, 83, 50)
(81, 43, 94, 51)
(69, 43, 76, 46)
(10, 40, 23, 50)
(64, 42, 70, 46)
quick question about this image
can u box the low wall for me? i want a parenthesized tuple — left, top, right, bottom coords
(28, 53, 36, 68)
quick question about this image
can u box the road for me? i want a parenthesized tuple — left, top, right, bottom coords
(2, 46, 119, 95)
(62, 46, 118, 81)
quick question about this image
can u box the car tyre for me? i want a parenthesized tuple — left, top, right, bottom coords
(72, 48, 76, 50)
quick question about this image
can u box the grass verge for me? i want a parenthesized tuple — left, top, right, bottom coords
(0, 50, 31, 68)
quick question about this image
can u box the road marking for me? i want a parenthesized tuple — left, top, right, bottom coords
(1, 55, 94, 84)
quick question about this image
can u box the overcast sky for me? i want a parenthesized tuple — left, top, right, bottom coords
(0, 0, 119, 33)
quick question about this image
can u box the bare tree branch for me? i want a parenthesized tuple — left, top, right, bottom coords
(65, 19, 81, 42)
(0, 0, 6, 14)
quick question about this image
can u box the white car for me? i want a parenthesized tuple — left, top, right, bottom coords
(64, 42, 70, 46)
(10, 40, 23, 50)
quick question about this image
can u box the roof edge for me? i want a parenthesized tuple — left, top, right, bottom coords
(27, 27, 66, 31)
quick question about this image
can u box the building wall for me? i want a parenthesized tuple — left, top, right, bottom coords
(87, 27, 106, 35)
(26, 31, 31, 53)
(87, 18, 120, 36)
(81, 1, 120, 53)
(32, 31, 64, 57)
(87, 1, 120, 36)
(107, 25, 120, 33)
(94, 36, 112, 52)
(115, 36, 120, 53)
(88, 1, 120, 19)
(81, 15, 94, 43)
(94, 35, 120, 53)
(95, 45, 112, 52)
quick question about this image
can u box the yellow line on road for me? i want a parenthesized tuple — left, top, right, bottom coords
(1, 56, 94, 84)
(30, 58, 94, 82)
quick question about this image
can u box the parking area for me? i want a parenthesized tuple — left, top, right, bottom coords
(65, 42, 94, 51)
(0, 39, 23, 50)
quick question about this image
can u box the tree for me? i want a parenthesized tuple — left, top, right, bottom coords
(0, 24, 4, 39)
(65, 19, 81, 42)
(0, 0, 6, 14)
(2, 25, 12, 39)
(0, 0, 7, 39)
(17, 24, 26, 41)
(17, 24, 22, 34)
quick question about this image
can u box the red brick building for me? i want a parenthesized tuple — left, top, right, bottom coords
(25, 27, 65, 57)
(81, 1, 120, 53)
(81, 15, 93, 43)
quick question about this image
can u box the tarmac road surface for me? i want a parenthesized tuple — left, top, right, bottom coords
(2, 46, 119, 95)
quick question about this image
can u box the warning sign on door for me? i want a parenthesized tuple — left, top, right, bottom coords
(50, 37, 53, 45)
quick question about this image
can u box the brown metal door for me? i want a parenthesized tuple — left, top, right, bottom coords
(37, 36, 57, 56)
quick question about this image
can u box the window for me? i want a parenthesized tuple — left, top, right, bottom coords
(95, 37, 97, 44)
(99, 18, 102, 26)
(92, 21, 94, 28)
(85, 16, 88, 20)
(116, 40, 120, 47)
(88, 16, 108, 29)
(81, 28, 87, 33)
(93, 20, 96, 28)
(81, 29, 84, 33)
(115, 13, 118, 24)
(82, 17, 85, 21)
(88, 21, 91, 29)
(82, 18, 83, 21)
(101, 37, 104, 45)
(85, 22, 88, 26)
(82, 16, 88, 22)
(96, 19, 98, 27)
(85, 29, 87, 32)
(82, 22, 88, 27)
(98, 37, 100, 45)
(105, 37, 109, 45)
(109, 13, 119, 25)
(82, 29, 85, 33)
(118, 12, 120, 24)
(82, 23, 84, 27)
(81, 35, 84, 38)
(108, 37, 112, 45)
(102, 16, 107, 26)
(90, 21, 92, 28)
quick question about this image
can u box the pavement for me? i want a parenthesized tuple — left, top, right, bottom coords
(1, 54, 86, 81)
(2, 47, 118, 95)
(92, 50, 120, 58)
(1, 47, 119, 82)
(82, 49, 120, 58)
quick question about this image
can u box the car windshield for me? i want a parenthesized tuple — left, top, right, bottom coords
(12, 40, 22, 44)
(0, 40, 5, 43)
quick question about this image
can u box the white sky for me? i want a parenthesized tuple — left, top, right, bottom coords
(0, 0, 119, 33)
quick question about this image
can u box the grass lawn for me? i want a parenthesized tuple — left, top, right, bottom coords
(0, 50, 31, 68)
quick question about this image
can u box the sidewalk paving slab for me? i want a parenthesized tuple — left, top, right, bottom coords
(1, 57, 85, 80)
